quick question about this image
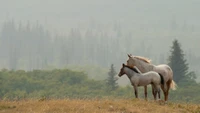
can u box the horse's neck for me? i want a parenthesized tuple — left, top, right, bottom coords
(124, 67, 138, 79)
(136, 61, 155, 73)
(133, 66, 142, 74)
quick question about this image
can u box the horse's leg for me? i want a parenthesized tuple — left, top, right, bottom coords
(133, 86, 138, 98)
(160, 83, 167, 101)
(151, 84, 156, 100)
(155, 85, 161, 100)
(158, 88, 161, 100)
(165, 80, 172, 102)
(144, 86, 147, 100)
(153, 87, 157, 101)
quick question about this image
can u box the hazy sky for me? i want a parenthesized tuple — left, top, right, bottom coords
(1, 0, 200, 33)
(0, 0, 200, 83)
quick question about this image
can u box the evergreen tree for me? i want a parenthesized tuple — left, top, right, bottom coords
(106, 64, 118, 91)
(168, 39, 196, 84)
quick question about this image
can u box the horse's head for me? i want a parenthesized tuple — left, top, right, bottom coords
(126, 54, 152, 73)
(118, 63, 126, 77)
(126, 54, 136, 68)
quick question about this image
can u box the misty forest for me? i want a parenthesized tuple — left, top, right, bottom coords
(0, 0, 200, 103)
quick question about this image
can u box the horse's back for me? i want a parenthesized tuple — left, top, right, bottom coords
(143, 71, 159, 76)
(156, 64, 171, 70)
(142, 71, 160, 83)
(154, 64, 173, 82)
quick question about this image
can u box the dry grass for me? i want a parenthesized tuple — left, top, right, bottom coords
(0, 98, 200, 113)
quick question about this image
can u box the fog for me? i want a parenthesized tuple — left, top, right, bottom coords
(0, 0, 200, 83)
(1, 0, 200, 31)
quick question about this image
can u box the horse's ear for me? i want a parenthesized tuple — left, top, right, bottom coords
(127, 54, 132, 58)
(122, 63, 125, 67)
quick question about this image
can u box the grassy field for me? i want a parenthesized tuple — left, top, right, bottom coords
(0, 99, 199, 113)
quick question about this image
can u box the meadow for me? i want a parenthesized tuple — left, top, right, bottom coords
(0, 99, 200, 113)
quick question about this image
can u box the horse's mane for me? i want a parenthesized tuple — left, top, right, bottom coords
(133, 56, 151, 64)
(124, 65, 139, 73)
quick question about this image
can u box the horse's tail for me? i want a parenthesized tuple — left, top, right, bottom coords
(168, 67, 177, 90)
(158, 73, 164, 85)
(170, 80, 177, 90)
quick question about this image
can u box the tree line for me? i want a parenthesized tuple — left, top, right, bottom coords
(0, 20, 129, 70)
(1, 20, 199, 72)
(0, 62, 199, 103)
(0, 68, 133, 100)
(0, 39, 199, 103)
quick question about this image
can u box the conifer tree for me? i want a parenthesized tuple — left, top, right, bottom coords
(106, 64, 118, 91)
(168, 39, 196, 84)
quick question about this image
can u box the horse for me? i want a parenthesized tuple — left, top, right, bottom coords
(118, 63, 164, 100)
(126, 54, 177, 102)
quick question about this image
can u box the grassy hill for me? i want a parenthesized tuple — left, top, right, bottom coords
(0, 99, 200, 113)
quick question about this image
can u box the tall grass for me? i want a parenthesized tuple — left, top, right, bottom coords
(0, 98, 199, 113)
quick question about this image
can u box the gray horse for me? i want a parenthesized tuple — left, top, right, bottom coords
(118, 63, 164, 100)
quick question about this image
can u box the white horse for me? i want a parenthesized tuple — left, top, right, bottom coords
(118, 63, 164, 100)
(126, 54, 177, 102)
